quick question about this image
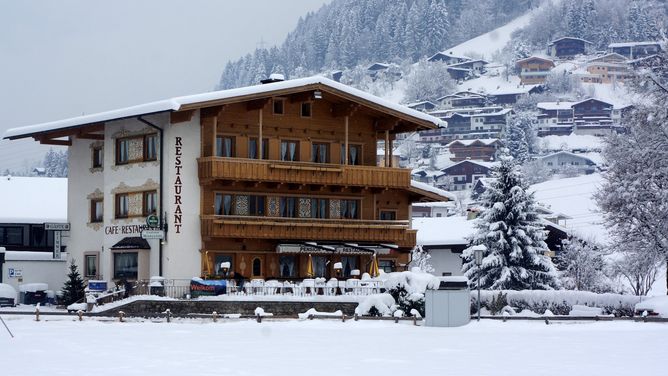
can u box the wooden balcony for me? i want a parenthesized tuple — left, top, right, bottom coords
(201, 215, 417, 248)
(198, 157, 411, 189)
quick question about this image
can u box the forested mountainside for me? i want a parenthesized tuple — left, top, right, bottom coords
(507, 0, 667, 57)
(217, 0, 532, 89)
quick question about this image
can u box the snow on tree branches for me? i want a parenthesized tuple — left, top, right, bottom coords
(462, 153, 560, 290)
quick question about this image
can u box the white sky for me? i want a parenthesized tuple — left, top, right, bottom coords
(0, 0, 331, 171)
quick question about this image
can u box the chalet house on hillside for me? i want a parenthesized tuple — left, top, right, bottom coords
(446, 139, 502, 162)
(437, 92, 489, 109)
(547, 37, 592, 58)
(4, 76, 451, 284)
(411, 201, 456, 218)
(487, 86, 542, 106)
(427, 51, 471, 65)
(448, 59, 488, 76)
(536, 101, 575, 136)
(430, 106, 512, 141)
(515, 56, 555, 85)
(609, 41, 662, 59)
(446, 66, 471, 81)
(435, 160, 494, 191)
(537, 151, 597, 175)
(585, 53, 633, 84)
(366, 62, 402, 81)
(407, 101, 436, 112)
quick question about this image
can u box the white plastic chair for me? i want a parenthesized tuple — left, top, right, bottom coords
(325, 278, 338, 296)
(302, 279, 316, 295)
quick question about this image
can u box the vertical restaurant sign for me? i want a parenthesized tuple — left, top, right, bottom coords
(174, 136, 183, 234)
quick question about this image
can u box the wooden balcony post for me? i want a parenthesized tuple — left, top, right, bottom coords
(259, 109, 263, 159)
(388, 136, 393, 167)
(344, 115, 349, 165)
(384, 130, 390, 167)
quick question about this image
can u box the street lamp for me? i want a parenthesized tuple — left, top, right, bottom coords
(472, 245, 486, 322)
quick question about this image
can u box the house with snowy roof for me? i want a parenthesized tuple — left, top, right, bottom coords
(435, 160, 495, 191)
(411, 201, 456, 218)
(486, 86, 542, 106)
(427, 51, 471, 65)
(0, 176, 69, 294)
(585, 53, 633, 84)
(609, 41, 662, 59)
(448, 59, 489, 76)
(537, 151, 597, 175)
(515, 56, 555, 85)
(4, 75, 452, 285)
(407, 100, 437, 112)
(547, 37, 592, 58)
(446, 138, 502, 162)
(437, 92, 489, 109)
(536, 101, 575, 136)
(413, 215, 475, 277)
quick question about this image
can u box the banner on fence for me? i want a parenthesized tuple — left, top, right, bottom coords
(190, 279, 227, 298)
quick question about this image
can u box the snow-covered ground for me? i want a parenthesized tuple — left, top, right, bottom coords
(0, 316, 663, 375)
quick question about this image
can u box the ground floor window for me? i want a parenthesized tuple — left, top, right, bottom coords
(341, 256, 358, 277)
(85, 254, 98, 278)
(312, 256, 327, 278)
(113, 252, 138, 279)
(279, 256, 298, 278)
(378, 260, 395, 273)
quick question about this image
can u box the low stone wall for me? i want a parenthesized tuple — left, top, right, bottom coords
(100, 300, 358, 317)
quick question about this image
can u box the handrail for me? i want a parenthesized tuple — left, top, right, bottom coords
(203, 215, 410, 228)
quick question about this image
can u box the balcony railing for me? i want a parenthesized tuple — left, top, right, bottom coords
(198, 157, 411, 189)
(201, 215, 416, 247)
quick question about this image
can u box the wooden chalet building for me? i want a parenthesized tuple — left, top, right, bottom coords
(446, 139, 502, 162)
(609, 41, 662, 59)
(515, 56, 555, 85)
(4, 76, 450, 284)
(435, 160, 494, 191)
(547, 37, 592, 58)
(585, 53, 633, 84)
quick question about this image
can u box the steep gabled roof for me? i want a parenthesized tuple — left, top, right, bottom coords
(4, 76, 445, 140)
(549, 37, 593, 45)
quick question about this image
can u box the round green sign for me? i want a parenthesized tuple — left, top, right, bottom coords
(146, 215, 160, 227)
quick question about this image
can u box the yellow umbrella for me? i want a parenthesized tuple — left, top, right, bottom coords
(369, 253, 380, 278)
(306, 254, 314, 278)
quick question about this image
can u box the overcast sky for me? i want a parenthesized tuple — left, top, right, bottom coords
(0, 0, 331, 172)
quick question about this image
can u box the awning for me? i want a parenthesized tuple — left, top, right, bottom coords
(276, 243, 393, 255)
(110, 237, 151, 250)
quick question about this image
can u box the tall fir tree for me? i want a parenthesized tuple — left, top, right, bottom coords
(503, 117, 530, 164)
(462, 154, 560, 290)
(61, 261, 86, 306)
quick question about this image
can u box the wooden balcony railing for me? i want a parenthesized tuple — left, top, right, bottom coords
(198, 157, 411, 189)
(201, 215, 417, 248)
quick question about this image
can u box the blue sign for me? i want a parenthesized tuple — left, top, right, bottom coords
(88, 281, 108, 292)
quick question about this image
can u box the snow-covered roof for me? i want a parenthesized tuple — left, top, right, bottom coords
(4, 251, 68, 261)
(412, 201, 456, 208)
(446, 138, 501, 147)
(537, 102, 576, 111)
(413, 216, 475, 246)
(0, 176, 67, 223)
(539, 134, 604, 152)
(571, 98, 613, 107)
(537, 151, 596, 164)
(427, 51, 471, 62)
(448, 59, 489, 68)
(587, 53, 628, 63)
(4, 76, 444, 140)
(516, 56, 554, 65)
(443, 160, 496, 171)
(409, 180, 456, 201)
(609, 41, 661, 48)
(487, 86, 537, 96)
(549, 37, 593, 45)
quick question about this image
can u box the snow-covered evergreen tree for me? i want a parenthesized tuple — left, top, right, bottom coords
(61, 261, 86, 306)
(504, 111, 537, 164)
(462, 154, 560, 290)
(596, 45, 668, 293)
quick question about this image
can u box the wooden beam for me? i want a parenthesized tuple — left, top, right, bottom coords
(35, 136, 71, 146)
(77, 133, 104, 140)
(374, 118, 399, 132)
(201, 105, 224, 118)
(246, 99, 269, 111)
(170, 109, 195, 124)
(288, 91, 314, 103)
(331, 103, 359, 117)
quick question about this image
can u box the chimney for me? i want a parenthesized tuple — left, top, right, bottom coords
(260, 73, 285, 84)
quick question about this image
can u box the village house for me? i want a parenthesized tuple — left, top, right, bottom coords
(430, 106, 512, 141)
(537, 151, 597, 175)
(536, 101, 575, 136)
(486, 86, 542, 107)
(547, 37, 592, 58)
(4, 76, 452, 285)
(427, 51, 471, 65)
(411, 201, 456, 218)
(413, 216, 474, 277)
(447, 59, 489, 76)
(609, 41, 662, 59)
(515, 56, 555, 85)
(435, 160, 494, 191)
(437, 92, 489, 109)
(446, 138, 502, 162)
(407, 100, 437, 112)
(585, 53, 633, 84)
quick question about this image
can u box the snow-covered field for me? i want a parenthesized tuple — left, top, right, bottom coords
(0, 316, 664, 375)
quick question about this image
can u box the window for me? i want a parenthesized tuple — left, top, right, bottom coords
(116, 138, 130, 164)
(0, 226, 24, 246)
(279, 256, 298, 278)
(280, 140, 299, 161)
(249, 195, 265, 216)
(92, 146, 103, 168)
(30, 225, 47, 247)
(300, 102, 312, 117)
(91, 199, 104, 223)
(216, 136, 235, 157)
(341, 200, 359, 219)
(85, 254, 98, 278)
(273, 98, 284, 115)
(248, 138, 269, 159)
(143, 191, 157, 216)
(311, 143, 329, 163)
(379, 211, 396, 220)
(113, 252, 138, 279)
(341, 144, 361, 165)
(214, 254, 233, 276)
(214, 193, 234, 215)
(310, 198, 328, 219)
(252, 258, 262, 277)
(379, 260, 395, 273)
(144, 134, 157, 161)
(280, 197, 298, 217)
(116, 194, 129, 219)
(313, 256, 327, 278)
(341, 256, 358, 277)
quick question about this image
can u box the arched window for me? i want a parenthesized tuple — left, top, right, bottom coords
(252, 258, 262, 277)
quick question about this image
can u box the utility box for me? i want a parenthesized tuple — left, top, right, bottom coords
(425, 277, 470, 327)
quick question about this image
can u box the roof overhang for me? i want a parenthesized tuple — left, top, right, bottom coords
(4, 76, 443, 142)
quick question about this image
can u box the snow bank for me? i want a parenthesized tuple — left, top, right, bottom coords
(569, 305, 604, 317)
(354, 294, 395, 316)
(0, 283, 18, 300)
(92, 295, 175, 313)
(298, 308, 343, 320)
(383, 269, 440, 294)
(635, 296, 668, 317)
(19, 283, 49, 292)
(254, 307, 273, 317)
